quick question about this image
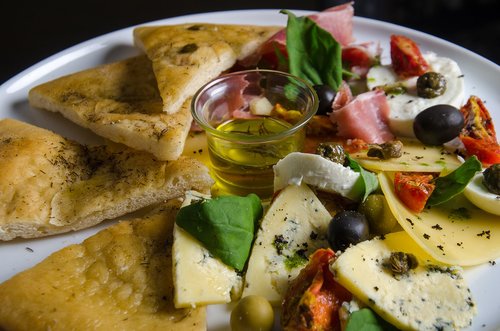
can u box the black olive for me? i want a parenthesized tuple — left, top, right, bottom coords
(327, 210, 370, 252)
(413, 104, 464, 146)
(417, 72, 447, 98)
(313, 84, 336, 115)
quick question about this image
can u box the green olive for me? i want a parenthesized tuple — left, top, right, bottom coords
(416, 71, 447, 98)
(230, 295, 274, 331)
(358, 194, 398, 235)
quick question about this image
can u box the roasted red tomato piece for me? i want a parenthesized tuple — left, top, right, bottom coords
(394, 172, 437, 213)
(390, 35, 429, 78)
(282, 248, 352, 331)
(459, 95, 500, 166)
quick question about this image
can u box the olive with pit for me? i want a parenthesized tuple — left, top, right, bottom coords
(313, 84, 336, 115)
(413, 104, 464, 146)
(230, 295, 274, 331)
(327, 210, 370, 251)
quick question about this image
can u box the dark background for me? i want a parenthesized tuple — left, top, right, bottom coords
(1, 0, 498, 84)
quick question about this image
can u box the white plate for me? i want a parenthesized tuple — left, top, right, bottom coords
(0, 9, 499, 331)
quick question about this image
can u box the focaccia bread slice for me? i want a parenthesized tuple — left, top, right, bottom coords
(28, 55, 192, 161)
(0, 199, 206, 331)
(133, 23, 280, 114)
(0, 118, 213, 240)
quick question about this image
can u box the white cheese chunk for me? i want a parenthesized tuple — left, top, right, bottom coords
(173, 191, 242, 308)
(249, 96, 274, 116)
(367, 52, 465, 137)
(330, 232, 477, 330)
(242, 184, 331, 305)
(274, 152, 363, 201)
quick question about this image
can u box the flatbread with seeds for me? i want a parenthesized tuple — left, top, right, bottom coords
(28, 55, 191, 161)
(0, 199, 206, 331)
(133, 23, 280, 114)
(0, 118, 213, 240)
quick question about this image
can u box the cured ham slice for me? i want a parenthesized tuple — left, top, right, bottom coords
(330, 89, 394, 143)
(259, 2, 355, 61)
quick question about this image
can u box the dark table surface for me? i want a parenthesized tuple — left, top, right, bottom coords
(1, 0, 498, 85)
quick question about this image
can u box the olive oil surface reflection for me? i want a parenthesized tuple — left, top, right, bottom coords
(208, 117, 305, 198)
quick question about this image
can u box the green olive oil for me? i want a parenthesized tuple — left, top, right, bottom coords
(208, 117, 304, 198)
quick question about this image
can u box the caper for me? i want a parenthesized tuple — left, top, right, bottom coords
(416, 72, 447, 98)
(386, 252, 419, 276)
(483, 163, 500, 195)
(358, 194, 398, 235)
(316, 142, 347, 165)
(230, 295, 274, 331)
(367, 140, 403, 159)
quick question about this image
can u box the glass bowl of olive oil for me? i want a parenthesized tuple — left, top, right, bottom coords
(192, 69, 318, 199)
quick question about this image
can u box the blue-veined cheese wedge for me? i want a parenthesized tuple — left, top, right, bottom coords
(330, 231, 477, 330)
(379, 172, 500, 266)
(350, 138, 461, 173)
(242, 183, 331, 305)
(173, 191, 243, 308)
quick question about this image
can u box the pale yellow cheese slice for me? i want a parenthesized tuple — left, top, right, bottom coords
(173, 191, 242, 308)
(351, 138, 461, 173)
(379, 172, 500, 266)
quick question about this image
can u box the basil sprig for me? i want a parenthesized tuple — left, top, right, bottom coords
(175, 194, 263, 271)
(345, 308, 399, 331)
(427, 156, 482, 207)
(281, 10, 343, 91)
(347, 155, 379, 202)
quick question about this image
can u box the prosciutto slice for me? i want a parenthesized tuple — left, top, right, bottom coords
(262, 3, 354, 51)
(330, 89, 394, 143)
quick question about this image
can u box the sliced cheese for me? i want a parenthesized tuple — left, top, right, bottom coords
(330, 232, 476, 331)
(242, 184, 331, 305)
(350, 138, 461, 173)
(173, 191, 242, 308)
(379, 172, 500, 266)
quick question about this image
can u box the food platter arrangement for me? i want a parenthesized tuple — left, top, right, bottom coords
(0, 3, 499, 331)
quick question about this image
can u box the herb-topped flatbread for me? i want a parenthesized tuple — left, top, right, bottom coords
(0, 119, 213, 240)
(133, 23, 280, 114)
(28, 55, 192, 161)
(0, 199, 206, 331)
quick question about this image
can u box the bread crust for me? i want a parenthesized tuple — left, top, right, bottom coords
(28, 55, 192, 161)
(0, 119, 213, 240)
(133, 23, 280, 114)
(0, 199, 206, 330)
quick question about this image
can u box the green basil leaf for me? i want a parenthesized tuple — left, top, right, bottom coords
(346, 308, 399, 331)
(175, 194, 263, 271)
(347, 155, 379, 201)
(280, 9, 342, 91)
(427, 156, 482, 206)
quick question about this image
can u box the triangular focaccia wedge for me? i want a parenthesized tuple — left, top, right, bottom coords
(133, 23, 280, 114)
(28, 55, 192, 161)
(0, 119, 213, 240)
(0, 199, 206, 331)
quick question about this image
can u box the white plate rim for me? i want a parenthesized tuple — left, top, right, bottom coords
(0, 9, 499, 331)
